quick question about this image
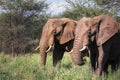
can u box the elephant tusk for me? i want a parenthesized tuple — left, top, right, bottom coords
(68, 49, 73, 53)
(46, 45, 52, 53)
(35, 46, 40, 51)
(80, 46, 87, 51)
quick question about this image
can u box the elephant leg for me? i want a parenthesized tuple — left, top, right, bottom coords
(111, 63, 117, 72)
(96, 45, 104, 76)
(102, 62, 109, 76)
(89, 42, 98, 74)
(53, 50, 64, 67)
(111, 60, 119, 72)
(53, 44, 65, 67)
(90, 50, 97, 73)
(96, 41, 111, 76)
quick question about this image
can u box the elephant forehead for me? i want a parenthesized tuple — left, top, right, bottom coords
(60, 18, 71, 21)
(79, 17, 93, 25)
(48, 19, 57, 22)
(81, 17, 91, 20)
(43, 19, 57, 28)
(77, 20, 91, 29)
(60, 18, 75, 23)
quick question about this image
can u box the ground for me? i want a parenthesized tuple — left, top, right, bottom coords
(0, 52, 120, 80)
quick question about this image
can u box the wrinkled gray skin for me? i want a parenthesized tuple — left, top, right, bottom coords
(38, 18, 78, 68)
(70, 18, 91, 66)
(71, 15, 120, 76)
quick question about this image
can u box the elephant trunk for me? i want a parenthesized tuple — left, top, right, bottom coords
(40, 48, 47, 67)
(39, 35, 54, 68)
(39, 39, 49, 67)
(70, 37, 84, 65)
(39, 38, 54, 66)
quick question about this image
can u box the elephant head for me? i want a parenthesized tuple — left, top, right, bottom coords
(71, 15, 119, 65)
(37, 18, 77, 67)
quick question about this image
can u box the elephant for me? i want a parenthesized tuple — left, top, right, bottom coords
(36, 18, 79, 67)
(71, 15, 120, 76)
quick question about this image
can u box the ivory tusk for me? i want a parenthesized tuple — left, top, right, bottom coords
(80, 46, 87, 51)
(46, 45, 52, 53)
(35, 46, 40, 51)
(68, 49, 73, 53)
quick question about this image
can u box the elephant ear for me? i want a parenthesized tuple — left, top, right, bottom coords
(96, 16, 119, 46)
(59, 21, 76, 44)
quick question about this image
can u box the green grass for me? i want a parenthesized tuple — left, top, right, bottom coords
(0, 52, 120, 80)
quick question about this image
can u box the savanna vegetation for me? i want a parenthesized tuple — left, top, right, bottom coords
(0, 53, 120, 80)
(0, 0, 120, 80)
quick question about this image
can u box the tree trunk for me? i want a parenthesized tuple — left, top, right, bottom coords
(12, 44, 15, 57)
(1, 41, 5, 53)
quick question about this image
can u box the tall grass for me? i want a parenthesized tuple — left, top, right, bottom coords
(0, 52, 120, 80)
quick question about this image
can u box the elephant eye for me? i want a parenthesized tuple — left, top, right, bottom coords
(53, 30, 56, 34)
(87, 29, 96, 38)
(87, 29, 91, 36)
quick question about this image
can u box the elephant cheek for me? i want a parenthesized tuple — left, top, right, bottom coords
(82, 35, 89, 46)
(48, 36, 54, 46)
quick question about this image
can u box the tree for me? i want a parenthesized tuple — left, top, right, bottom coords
(60, 0, 114, 20)
(93, 0, 120, 17)
(0, 0, 48, 55)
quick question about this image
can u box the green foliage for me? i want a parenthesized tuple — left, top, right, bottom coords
(60, 0, 117, 20)
(0, 53, 120, 80)
(0, 53, 46, 80)
(0, 0, 49, 54)
(93, 0, 120, 17)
